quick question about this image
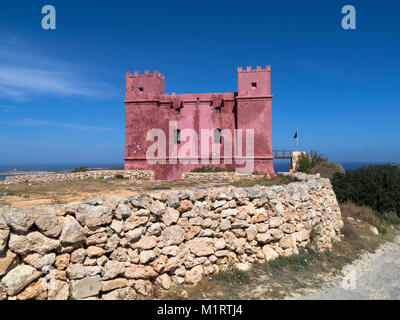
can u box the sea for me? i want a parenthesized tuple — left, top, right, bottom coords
(0, 161, 394, 181)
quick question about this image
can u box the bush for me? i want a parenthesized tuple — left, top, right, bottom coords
(191, 165, 235, 173)
(72, 166, 89, 173)
(340, 201, 380, 226)
(310, 161, 345, 179)
(332, 165, 400, 219)
(297, 150, 327, 173)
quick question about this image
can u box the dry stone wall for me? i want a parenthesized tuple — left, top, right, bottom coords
(0, 173, 343, 300)
(0, 170, 154, 185)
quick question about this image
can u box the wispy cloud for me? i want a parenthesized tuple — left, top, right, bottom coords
(4, 118, 115, 132)
(0, 36, 115, 101)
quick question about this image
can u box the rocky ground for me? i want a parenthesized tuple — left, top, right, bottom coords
(296, 235, 400, 300)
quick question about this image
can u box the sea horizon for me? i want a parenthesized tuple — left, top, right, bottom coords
(0, 161, 396, 180)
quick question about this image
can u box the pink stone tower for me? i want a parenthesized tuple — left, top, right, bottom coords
(124, 66, 274, 180)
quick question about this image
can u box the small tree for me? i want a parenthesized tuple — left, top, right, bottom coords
(297, 150, 327, 173)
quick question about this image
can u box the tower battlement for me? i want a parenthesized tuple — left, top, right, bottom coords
(125, 70, 165, 99)
(126, 70, 165, 79)
(237, 65, 271, 73)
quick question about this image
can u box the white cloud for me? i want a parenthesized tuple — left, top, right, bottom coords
(0, 37, 115, 101)
(4, 118, 115, 132)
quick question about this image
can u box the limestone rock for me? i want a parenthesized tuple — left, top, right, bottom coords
(70, 275, 101, 299)
(66, 263, 85, 279)
(162, 207, 180, 226)
(79, 205, 112, 227)
(269, 217, 283, 228)
(123, 215, 148, 232)
(246, 225, 258, 241)
(86, 246, 105, 258)
(178, 200, 193, 213)
(101, 278, 128, 292)
(3, 207, 35, 232)
(0, 250, 19, 276)
(256, 232, 272, 244)
(84, 266, 102, 277)
(139, 250, 156, 264)
(132, 236, 157, 250)
(126, 227, 144, 242)
(110, 220, 123, 234)
(1, 264, 41, 296)
(9, 232, 60, 255)
(115, 203, 131, 220)
(102, 260, 125, 280)
(54, 253, 70, 270)
(47, 279, 69, 300)
(71, 248, 86, 264)
(86, 232, 107, 245)
(369, 225, 379, 235)
(156, 273, 172, 290)
(16, 280, 46, 300)
(134, 279, 153, 296)
(158, 225, 185, 247)
(0, 229, 9, 253)
(161, 245, 179, 256)
(262, 245, 278, 261)
(102, 287, 136, 300)
(59, 215, 85, 244)
(124, 265, 158, 279)
(185, 265, 203, 284)
(24, 253, 56, 270)
(186, 238, 214, 256)
(35, 214, 62, 238)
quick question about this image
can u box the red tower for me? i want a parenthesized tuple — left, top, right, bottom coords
(124, 67, 274, 180)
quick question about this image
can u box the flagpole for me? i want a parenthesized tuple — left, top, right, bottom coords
(296, 127, 298, 151)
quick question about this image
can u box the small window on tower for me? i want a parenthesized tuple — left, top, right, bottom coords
(174, 129, 181, 144)
(214, 129, 222, 144)
(251, 82, 257, 88)
(139, 87, 144, 92)
(176, 109, 180, 115)
(216, 107, 221, 114)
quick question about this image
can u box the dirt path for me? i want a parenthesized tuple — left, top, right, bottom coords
(296, 236, 400, 300)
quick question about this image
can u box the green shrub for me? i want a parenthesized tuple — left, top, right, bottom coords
(191, 165, 235, 173)
(310, 161, 345, 179)
(72, 166, 89, 173)
(113, 174, 125, 180)
(297, 150, 327, 173)
(332, 165, 400, 219)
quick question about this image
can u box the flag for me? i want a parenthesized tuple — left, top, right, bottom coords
(293, 129, 298, 139)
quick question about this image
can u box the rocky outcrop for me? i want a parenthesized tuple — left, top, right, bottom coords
(0, 173, 343, 300)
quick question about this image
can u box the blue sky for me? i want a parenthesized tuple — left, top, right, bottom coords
(0, 0, 399, 167)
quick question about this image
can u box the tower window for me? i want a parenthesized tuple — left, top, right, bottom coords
(176, 108, 180, 115)
(214, 128, 222, 144)
(251, 82, 257, 88)
(174, 129, 181, 144)
(216, 107, 221, 114)
(139, 87, 144, 92)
